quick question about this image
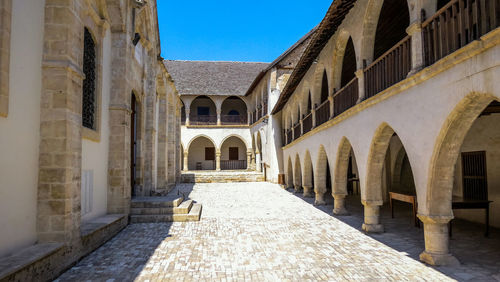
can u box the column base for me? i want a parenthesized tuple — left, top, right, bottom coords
(419, 251, 460, 266)
(303, 186, 314, 198)
(314, 192, 326, 206)
(362, 223, 384, 233)
(333, 207, 349, 216)
(294, 185, 303, 193)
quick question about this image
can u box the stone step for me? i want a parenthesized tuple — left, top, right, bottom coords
(130, 204, 202, 223)
(130, 200, 193, 215)
(130, 196, 183, 208)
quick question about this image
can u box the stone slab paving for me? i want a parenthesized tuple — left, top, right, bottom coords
(55, 182, 495, 281)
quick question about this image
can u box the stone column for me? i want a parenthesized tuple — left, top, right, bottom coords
(328, 96, 334, 119)
(311, 107, 317, 128)
(294, 184, 302, 193)
(156, 95, 168, 189)
(299, 118, 304, 135)
(217, 108, 221, 126)
(355, 69, 365, 103)
(362, 200, 384, 233)
(407, 21, 424, 76)
(185, 108, 190, 126)
(333, 194, 349, 215)
(251, 150, 256, 170)
(247, 110, 251, 125)
(418, 215, 460, 266)
(314, 192, 326, 206)
(246, 150, 252, 170)
(183, 150, 188, 171)
(38, 1, 82, 243)
(303, 186, 314, 198)
(215, 150, 221, 171)
(255, 150, 262, 172)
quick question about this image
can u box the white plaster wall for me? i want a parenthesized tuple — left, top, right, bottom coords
(282, 44, 500, 214)
(81, 28, 111, 222)
(453, 114, 500, 228)
(0, 0, 45, 257)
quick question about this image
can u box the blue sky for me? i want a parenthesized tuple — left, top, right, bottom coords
(157, 0, 332, 62)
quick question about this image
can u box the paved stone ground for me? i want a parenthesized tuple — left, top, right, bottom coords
(56, 182, 500, 281)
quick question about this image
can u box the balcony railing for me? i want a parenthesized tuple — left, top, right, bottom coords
(334, 77, 359, 116)
(293, 123, 301, 141)
(303, 113, 313, 134)
(221, 115, 247, 125)
(189, 114, 217, 125)
(315, 99, 330, 127)
(364, 36, 412, 99)
(422, 0, 499, 67)
(221, 160, 247, 170)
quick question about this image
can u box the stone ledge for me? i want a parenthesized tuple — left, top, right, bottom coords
(81, 214, 127, 238)
(0, 243, 63, 280)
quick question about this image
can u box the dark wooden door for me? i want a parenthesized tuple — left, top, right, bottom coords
(130, 94, 138, 197)
(229, 147, 239, 160)
(462, 151, 488, 200)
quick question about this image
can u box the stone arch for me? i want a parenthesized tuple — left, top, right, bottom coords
(360, 0, 385, 64)
(426, 93, 498, 217)
(332, 30, 358, 90)
(314, 145, 330, 205)
(287, 156, 294, 189)
(294, 154, 302, 192)
(364, 123, 397, 203)
(187, 135, 217, 171)
(320, 69, 329, 104)
(311, 63, 326, 107)
(334, 137, 354, 196)
(219, 134, 249, 151)
(189, 95, 217, 124)
(302, 150, 314, 197)
(221, 96, 248, 124)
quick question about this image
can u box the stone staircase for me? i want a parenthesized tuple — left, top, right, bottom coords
(130, 195, 202, 223)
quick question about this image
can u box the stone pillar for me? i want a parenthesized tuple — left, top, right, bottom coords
(355, 69, 365, 103)
(328, 96, 334, 119)
(333, 194, 349, 215)
(294, 184, 302, 193)
(311, 108, 317, 128)
(183, 150, 188, 171)
(217, 108, 221, 126)
(156, 95, 168, 189)
(314, 192, 326, 206)
(407, 21, 424, 76)
(216, 150, 221, 171)
(362, 200, 384, 233)
(246, 150, 252, 170)
(418, 215, 460, 266)
(255, 150, 262, 172)
(38, 1, 82, 243)
(247, 111, 251, 125)
(185, 108, 190, 126)
(303, 186, 314, 198)
(251, 150, 256, 170)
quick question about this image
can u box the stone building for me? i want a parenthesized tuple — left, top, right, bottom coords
(0, 0, 181, 280)
(274, 0, 500, 266)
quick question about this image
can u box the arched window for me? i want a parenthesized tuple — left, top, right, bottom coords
(341, 37, 356, 88)
(307, 91, 312, 113)
(320, 70, 329, 103)
(82, 28, 97, 129)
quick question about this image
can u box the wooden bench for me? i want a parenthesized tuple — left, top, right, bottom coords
(449, 197, 492, 237)
(389, 192, 419, 227)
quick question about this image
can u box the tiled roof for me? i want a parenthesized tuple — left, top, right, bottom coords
(164, 60, 268, 96)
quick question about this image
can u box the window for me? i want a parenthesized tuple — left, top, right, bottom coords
(461, 151, 488, 200)
(198, 106, 209, 116)
(82, 28, 97, 129)
(228, 110, 239, 116)
(229, 147, 239, 160)
(205, 147, 215, 161)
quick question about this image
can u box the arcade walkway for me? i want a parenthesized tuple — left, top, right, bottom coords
(55, 183, 497, 281)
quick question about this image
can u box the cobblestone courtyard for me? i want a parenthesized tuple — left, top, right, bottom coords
(56, 182, 499, 281)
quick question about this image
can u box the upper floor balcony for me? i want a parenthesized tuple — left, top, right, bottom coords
(181, 95, 249, 127)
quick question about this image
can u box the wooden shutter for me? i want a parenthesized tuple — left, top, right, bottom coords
(229, 147, 239, 160)
(205, 147, 215, 161)
(461, 151, 488, 200)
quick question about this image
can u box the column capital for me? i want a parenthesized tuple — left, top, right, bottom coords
(354, 69, 364, 78)
(417, 214, 454, 224)
(406, 21, 422, 36)
(361, 200, 383, 207)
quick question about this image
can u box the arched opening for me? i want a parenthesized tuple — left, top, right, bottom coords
(221, 96, 247, 125)
(189, 96, 216, 125)
(130, 92, 140, 196)
(307, 91, 312, 113)
(180, 100, 186, 125)
(294, 154, 303, 193)
(314, 146, 333, 205)
(373, 0, 410, 61)
(320, 70, 329, 103)
(424, 94, 500, 266)
(341, 37, 357, 89)
(333, 137, 361, 215)
(287, 157, 294, 189)
(187, 136, 216, 170)
(220, 136, 247, 170)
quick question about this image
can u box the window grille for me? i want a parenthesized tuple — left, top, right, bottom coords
(461, 151, 488, 200)
(82, 28, 96, 129)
